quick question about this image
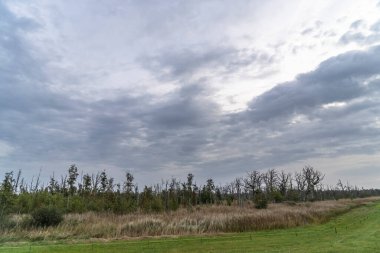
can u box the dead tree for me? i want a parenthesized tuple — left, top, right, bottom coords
(263, 169, 278, 199)
(244, 170, 262, 201)
(295, 172, 306, 201)
(234, 177, 243, 207)
(302, 165, 324, 201)
(278, 171, 290, 198)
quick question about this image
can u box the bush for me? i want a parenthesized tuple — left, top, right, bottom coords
(0, 214, 16, 230)
(31, 207, 63, 227)
(254, 193, 268, 209)
(20, 215, 34, 229)
(151, 198, 164, 213)
(271, 191, 284, 203)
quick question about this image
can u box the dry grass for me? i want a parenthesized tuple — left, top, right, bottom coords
(1, 197, 379, 242)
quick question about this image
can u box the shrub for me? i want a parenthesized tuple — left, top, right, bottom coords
(254, 193, 268, 209)
(271, 191, 284, 203)
(0, 214, 16, 230)
(20, 215, 34, 229)
(151, 198, 164, 213)
(31, 207, 63, 227)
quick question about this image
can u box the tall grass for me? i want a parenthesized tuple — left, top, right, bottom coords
(1, 197, 378, 242)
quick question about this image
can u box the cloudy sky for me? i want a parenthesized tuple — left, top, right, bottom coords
(1, 0, 380, 188)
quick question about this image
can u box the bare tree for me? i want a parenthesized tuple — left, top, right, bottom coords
(295, 172, 306, 201)
(278, 171, 290, 198)
(244, 170, 262, 200)
(302, 166, 325, 201)
(337, 179, 345, 191)
(263, 169, 278, 197)
(91, 172, 100, 194)
(13, 170, 22, 194)
(234, 177, 243, 207)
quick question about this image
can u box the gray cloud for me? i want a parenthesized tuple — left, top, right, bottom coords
(339, 32, 366, 44)
(146, 85, 219, 129)
(350, 20, 365, 29)
(244, 47, 379, 122)
(0, 0, 220, 174)
(301, 28, 314, 35)
(1, 1, 380, 187)
(139, 46, 275, 82)
(0, 1, 90, 166)
(370, 21, 380, 32)
(224, 45, 380, 171)
(340, 19, 380, 45)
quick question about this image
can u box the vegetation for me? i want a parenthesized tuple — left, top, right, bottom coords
(0, 165, 379, 216)
(31, 207, 63, 227)
(0, 165, 379, 244)
(0, 199, 379, 252)
(0, 197, 377, 241)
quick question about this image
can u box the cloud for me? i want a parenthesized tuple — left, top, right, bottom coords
(370, 21, 380, 32)
(0, 0, 220, 175)
(0, 1, 89, 164)
(339, 19, 380, 45)
(145, 85, 219, 129)
(301, 28, 314, 35)
(0, 141, 14, 158)
(2, 0, 380, 188)
(350, 19, 365, 29)
(222, 45, 380, 169)
(139, 45, 275, 82)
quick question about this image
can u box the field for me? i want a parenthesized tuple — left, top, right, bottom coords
(1, 198, 377, 241)
(0, 198, 380, 252)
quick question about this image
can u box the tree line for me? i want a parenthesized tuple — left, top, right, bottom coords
(0, 165, 379, 214)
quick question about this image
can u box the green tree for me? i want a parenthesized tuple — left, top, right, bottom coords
(67, 165, 79, 196)
(0, 172, 15, 214)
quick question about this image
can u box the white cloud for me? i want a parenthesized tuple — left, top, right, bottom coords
(322, 102, 347, 109)
(0, 141, 14, 158)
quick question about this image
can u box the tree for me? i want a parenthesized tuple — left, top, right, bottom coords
(91, 172, 100, 194)
(244, 170, 262, 200)
(82, 174, 92, 195)
(0, 172, 15, 214)
(1, 172, 14, 195)
(184, 173, 194, 206)
(100, 171, 108, 193)
(302, 166, 324, 201)
(48, 175, 60, 194)
(263, 169, 278, 201)
(106, 177, 114, 193)
(67, 164, 79, 196)
(123, 172, 134, 194)
(201, 178, 215, 204)
(168, 178, 180, 210)
(278, 171, 290, 198)
(234, 177, 243, 207)
(295, 171, 306, 201)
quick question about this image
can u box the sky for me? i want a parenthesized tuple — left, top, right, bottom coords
(1, 0, 380, 188)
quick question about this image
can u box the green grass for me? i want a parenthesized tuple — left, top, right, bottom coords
(1, 201, 380, 253)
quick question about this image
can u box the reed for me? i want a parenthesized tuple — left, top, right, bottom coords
(1, 197, 378, 242)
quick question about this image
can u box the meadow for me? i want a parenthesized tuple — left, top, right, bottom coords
(0, 197, 379, 252)
(1, 197, 377, 241)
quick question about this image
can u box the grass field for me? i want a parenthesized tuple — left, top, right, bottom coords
(1, 200, 379, 253)
(2, 198, 377, 241)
